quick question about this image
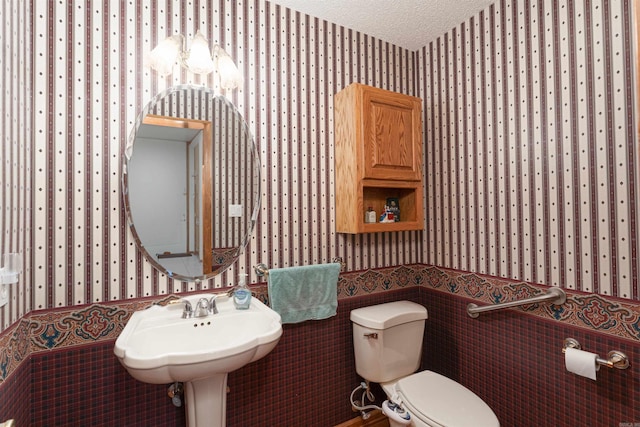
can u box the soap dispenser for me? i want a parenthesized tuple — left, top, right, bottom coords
(233, 273, 252, 310)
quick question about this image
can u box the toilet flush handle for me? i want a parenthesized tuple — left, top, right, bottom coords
(364, 333, 378, 339)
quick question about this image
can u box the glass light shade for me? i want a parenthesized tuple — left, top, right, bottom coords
(147, 35, 182, 77)
(216, 47, 243, 90)
(185, 31, 216, 75)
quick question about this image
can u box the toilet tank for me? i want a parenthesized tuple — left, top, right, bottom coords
(350, 301, 428, 384)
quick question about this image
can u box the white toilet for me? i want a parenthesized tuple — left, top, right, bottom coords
(351, 300, 500, 427)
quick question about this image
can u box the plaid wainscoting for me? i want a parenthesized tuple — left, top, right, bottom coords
(0, 264, 639, 426)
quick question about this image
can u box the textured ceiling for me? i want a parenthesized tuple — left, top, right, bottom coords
(267, 0, 496, 51)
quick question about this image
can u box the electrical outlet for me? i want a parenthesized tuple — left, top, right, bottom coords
(229, 204, 243, 218)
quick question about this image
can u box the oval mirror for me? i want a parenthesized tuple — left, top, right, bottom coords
(123, 85, 260, 282)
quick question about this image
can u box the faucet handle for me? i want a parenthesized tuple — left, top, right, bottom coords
(208, 296, 218, 314)
(182, 300, 193, 319)
(194, 298, 210, 317)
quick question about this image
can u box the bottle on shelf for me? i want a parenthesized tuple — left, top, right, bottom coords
(365, 207, 377, 223)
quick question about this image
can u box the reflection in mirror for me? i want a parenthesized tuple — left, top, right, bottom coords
(124, 85, 260, 281)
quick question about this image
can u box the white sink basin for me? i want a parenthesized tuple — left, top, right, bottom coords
(115, 294, 282, 383)
(114, 294, 282, 427)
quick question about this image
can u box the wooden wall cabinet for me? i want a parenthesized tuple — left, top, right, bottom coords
(334, 83, 424, 234)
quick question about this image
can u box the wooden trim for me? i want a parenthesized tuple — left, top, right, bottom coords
(201, 121, 213, 274)
(334, 410, 389, 427)
(143, 114, 209, 129)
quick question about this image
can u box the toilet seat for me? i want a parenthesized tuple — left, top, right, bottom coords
(382, 371, 500, 427)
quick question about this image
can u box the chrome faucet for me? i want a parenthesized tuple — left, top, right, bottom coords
(209, 296, 218, 314)
(194, 298, 210, 318)
(183, 297, 218, 319)
(182, 300, 193, 319)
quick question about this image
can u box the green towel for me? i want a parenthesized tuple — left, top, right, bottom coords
(268, 263, 341, 324)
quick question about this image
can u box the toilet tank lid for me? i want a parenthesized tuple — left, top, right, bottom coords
(350, 301, 427, 329)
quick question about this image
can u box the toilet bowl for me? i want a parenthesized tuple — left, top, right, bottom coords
(351, 301, 499, 427)
(381, 370, 499, 427)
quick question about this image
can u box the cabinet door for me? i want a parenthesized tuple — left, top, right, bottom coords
(362, 88, 422, 181)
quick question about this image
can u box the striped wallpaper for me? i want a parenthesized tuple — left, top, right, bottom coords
(419, 0, 639, 299)
(0, 0, 637, 331)
(28, 0, 419, 319)
(0, 0, 31, 331)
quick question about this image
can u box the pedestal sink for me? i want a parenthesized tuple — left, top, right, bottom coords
(114, 294, 282, 427)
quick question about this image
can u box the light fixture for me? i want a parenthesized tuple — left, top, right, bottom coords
(146, 35, 182, 77)
(214, 45, 244, 90)
(147, 30, 243, 90)
(185, 31, 216, 74)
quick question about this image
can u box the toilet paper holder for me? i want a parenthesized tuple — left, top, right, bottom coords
(562, 338, 630, 370)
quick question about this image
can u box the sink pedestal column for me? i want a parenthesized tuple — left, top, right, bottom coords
(184, 373, 228, 427)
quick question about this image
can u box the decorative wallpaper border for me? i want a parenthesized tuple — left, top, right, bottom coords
(1, 263, 639, 383)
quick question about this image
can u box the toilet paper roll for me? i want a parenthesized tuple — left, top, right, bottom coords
(565, 347, 600, 380)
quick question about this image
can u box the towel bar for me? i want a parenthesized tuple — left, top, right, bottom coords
(254, 263, 269, 277)
(467, 287, 566, 318)
(254, 257, 345, 277)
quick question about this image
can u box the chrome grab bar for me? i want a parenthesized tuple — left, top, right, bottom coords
(466, 287, 566, 318)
